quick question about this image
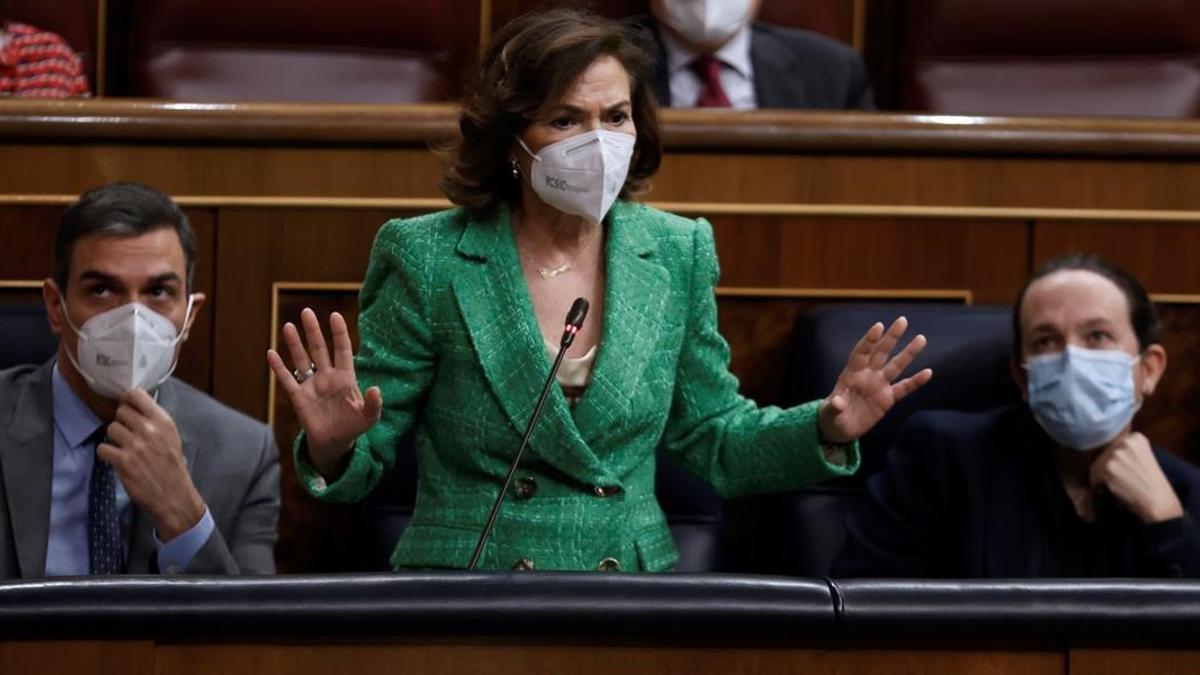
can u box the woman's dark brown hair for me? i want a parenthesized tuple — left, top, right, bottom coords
(439, 7, 663, 219)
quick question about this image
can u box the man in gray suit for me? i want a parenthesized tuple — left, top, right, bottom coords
(0, 182, 279, 577)
(636, 0, 874, 110)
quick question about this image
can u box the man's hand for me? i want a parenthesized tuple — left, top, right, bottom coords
(1091, 431, 1184, 524)
(99, 388, 206, 541)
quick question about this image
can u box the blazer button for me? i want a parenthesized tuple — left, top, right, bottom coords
(514, 477, 538, 500)
(592, 485, 621, 498)
(512, 558, 536, 571)
(597, 557, 622, 572)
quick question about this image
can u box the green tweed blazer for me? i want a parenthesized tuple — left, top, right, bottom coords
(296, 200, 860, 572)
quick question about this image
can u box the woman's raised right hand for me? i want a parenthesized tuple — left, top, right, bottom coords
(266, 308, 382, 479)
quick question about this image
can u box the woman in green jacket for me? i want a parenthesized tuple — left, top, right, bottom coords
(267, 8, 932, 572)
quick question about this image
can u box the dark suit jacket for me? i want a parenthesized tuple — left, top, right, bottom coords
(0, 361, 280, 577)
(833, 405, 1200, 578)
(633, 16, 874, 110)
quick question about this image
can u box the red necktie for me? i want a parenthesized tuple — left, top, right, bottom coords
(690, 54, 731, 108)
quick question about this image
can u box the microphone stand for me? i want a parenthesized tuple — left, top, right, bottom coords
(467, 299, 588, 570)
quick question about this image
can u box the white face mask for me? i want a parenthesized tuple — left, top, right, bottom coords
(516, 129, 635, 224)
(60, 296, 194, 399)
(659, 0, 754, 48)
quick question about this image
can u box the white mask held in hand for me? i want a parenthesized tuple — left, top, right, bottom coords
(660, 0, 754, 48)
(61, 296, 195, 399)
(516, 129, 635, 224)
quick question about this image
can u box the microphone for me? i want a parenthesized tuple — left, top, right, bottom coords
(561, 297, 589, 348)
(468, 297, 590, 570)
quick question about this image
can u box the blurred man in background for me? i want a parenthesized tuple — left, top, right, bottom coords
(634, 0, 873, 109)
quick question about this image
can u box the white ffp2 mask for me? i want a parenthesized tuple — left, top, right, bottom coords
(660, 0, 754, 48)
(61, 297, 194, 399)
(516, 129, 635, 224)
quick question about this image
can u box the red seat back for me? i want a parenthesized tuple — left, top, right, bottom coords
(902, 0, 1200, 117)
(126, 0, 479, 102)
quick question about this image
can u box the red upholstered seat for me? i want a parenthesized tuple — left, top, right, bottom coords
(901, 0, 1200, 118)
(126, 0, 478, 103)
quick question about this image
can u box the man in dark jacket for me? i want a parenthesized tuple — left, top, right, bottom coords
(834, 254, 1200, 578)
(634, 0, 873, 110)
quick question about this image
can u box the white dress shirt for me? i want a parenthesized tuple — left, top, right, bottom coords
(660, 24, 757, 109)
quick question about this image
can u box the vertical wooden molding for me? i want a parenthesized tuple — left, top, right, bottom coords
(1152, 294, 1200, 306)
(267, 284, 281, 430)
(852, 0, 867, 52)
(96, 0, 108, 96)
(479, 0, 494, 50)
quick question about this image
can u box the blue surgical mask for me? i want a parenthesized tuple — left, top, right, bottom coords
(1024, 345, 1140, 451)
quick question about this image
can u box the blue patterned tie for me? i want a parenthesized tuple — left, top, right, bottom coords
(88, 430, 124, 575)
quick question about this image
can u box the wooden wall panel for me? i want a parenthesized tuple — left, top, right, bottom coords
(0, 207, 59, 279)
(0, 641, 154, 675)
(653, 154, 1200, 211)
(151, 642, 1064, 675)
(7, 146, 1200, 212)
(177, 210, 216, 391)
(0, 145, 444, 200)
(1143, 302, 1200, 465)
(1032, 220, 1200, 294)
(1070, 648, 1200, 675)
(212, 208, 418, 420)
(710, 216, 1028, 303)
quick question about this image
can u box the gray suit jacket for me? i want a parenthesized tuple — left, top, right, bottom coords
(0, 361, 280, 578)
(634, 16, 875, 110)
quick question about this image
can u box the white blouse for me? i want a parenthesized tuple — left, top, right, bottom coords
(545, 340, 598, 407)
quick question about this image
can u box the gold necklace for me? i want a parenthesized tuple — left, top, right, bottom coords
(537, 262, 571, 279)
(514, 217, 599, 281)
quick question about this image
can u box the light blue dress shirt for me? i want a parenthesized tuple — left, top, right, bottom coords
(46, 364, 213, 576)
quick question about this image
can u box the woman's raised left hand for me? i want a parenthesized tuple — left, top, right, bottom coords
(817, 316, 932, 444)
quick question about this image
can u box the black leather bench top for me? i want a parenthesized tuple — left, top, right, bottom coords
(1, 574, 1197, 645)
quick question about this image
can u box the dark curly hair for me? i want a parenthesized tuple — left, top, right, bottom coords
(439, 7, 663, 219)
